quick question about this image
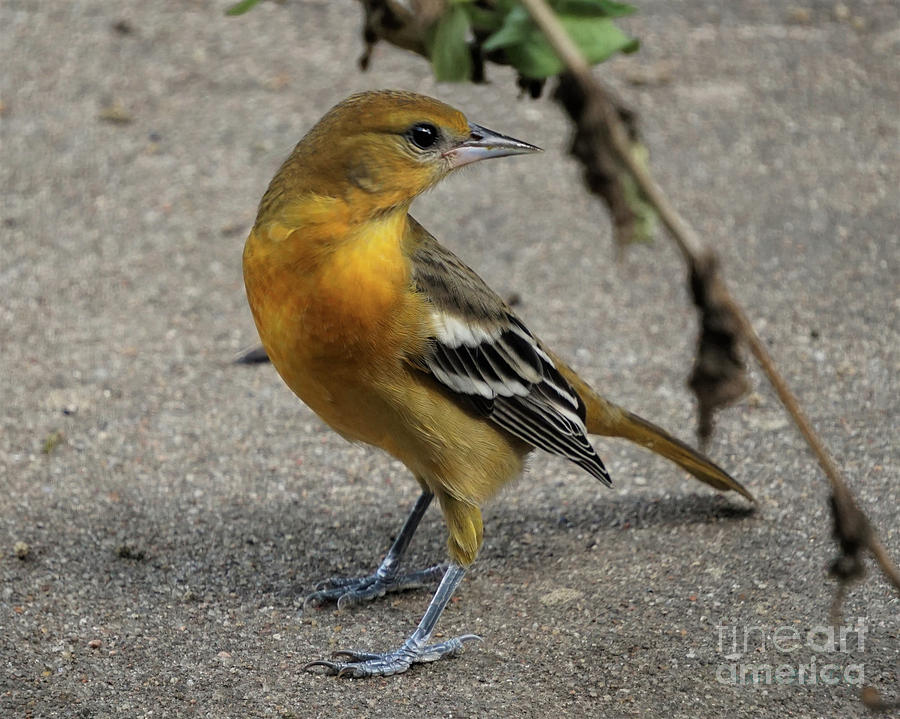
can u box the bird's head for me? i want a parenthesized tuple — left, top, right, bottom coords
(265, 90, 541, 222)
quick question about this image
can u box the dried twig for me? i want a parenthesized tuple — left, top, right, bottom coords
(687, 254, 751, 444)
(518, 0, 899, 625)
(552, 75, 655, 253)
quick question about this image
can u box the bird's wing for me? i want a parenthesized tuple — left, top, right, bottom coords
(408, 220, 611, 485)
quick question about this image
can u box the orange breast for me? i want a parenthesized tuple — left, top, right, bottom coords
(242, 214, 428, 445)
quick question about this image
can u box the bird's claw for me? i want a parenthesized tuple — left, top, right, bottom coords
(303, 564, 445, 611)
(313, 574, 369, 591)
(303, 634, 482, 678)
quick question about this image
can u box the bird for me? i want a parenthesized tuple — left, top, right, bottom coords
(242, 90, 752, 678)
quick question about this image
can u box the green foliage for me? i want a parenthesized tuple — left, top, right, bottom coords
(226, 0, 639, 82)
(428, 3, 473, 82)
(553, 0, 636, 18)
(465, 3, 505, 32)
(479, 1, 638, 79)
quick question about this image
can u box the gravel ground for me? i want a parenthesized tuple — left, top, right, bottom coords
(1, 1, 897, 717)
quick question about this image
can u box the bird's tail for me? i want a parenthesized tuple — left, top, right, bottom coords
(597, 406, 753, 501)
(551, 352, 754, 501)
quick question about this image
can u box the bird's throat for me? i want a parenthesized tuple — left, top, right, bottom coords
(244, 208, 414, 367)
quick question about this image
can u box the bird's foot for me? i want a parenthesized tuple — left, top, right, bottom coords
(303, 634, 481, 678)
(303, 564, 445, 610)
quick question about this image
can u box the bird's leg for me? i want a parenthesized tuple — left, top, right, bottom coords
(304, 490, 445, 610)
(304, 562, 479, 677)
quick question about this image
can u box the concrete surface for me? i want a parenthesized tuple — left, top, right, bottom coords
(1, 0, 897, 717)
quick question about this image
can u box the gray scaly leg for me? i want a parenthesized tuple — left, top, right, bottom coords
(304, 563, 480, 677)
(304, 490, 444, 610)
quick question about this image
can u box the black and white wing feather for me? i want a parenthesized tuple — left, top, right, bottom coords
(410, 227, 611, 485)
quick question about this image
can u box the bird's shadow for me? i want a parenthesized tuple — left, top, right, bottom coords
(7, 486, 754, 607)
(480, 490, 755, 563)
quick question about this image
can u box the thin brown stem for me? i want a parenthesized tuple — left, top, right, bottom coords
(519, 0, 704, 263)
(870, 535, 900, 592)
(520, 0, 899, 597)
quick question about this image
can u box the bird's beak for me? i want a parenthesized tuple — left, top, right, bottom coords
(444, 123, 542, 169)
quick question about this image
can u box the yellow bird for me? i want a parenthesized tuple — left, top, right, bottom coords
(242, 90, 752, 678)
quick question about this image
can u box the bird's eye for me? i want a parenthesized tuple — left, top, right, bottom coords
(408, 123, 439, 150)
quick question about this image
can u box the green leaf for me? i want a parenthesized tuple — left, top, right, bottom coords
(498, 14, 638, 79)
(503, 41, 559, 79)
(226, 0, 264, 17)
(429, 4, 473, 82)
(551, 0, 637, 18)
(482, 5, 532, 51)
(594, 0, 638, 17)
(565, 15, 639, 61)
(490, 0, 519, 13)
(464, 4, 504, 32)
